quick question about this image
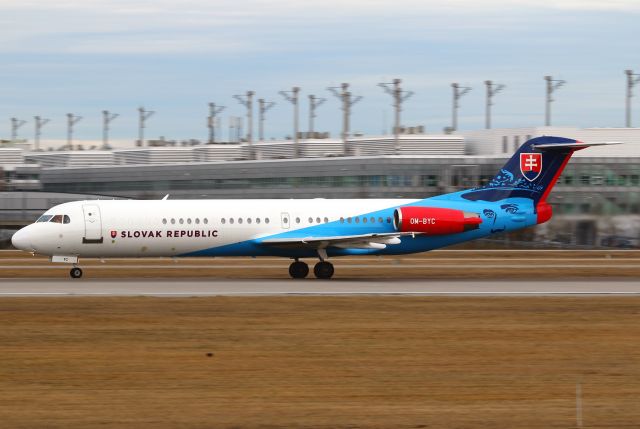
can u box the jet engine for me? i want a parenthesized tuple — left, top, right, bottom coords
(393, 206, 482, 235)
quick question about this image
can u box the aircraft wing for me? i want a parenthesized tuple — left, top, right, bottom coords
(258, 232, 418, 250)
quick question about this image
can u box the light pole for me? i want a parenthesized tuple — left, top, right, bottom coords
(544, 75, 566, 126)
(279, 87, 301, 158)
(484, 80, 505, 129)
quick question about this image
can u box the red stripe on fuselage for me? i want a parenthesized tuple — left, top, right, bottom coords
(538, 149, 575, 203)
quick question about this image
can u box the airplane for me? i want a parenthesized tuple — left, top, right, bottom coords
(11, 136, 614, 279)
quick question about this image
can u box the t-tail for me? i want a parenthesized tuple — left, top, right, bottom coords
(460, 136, 618, 224)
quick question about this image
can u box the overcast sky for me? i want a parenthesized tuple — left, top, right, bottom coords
(1, 0, 639, 147)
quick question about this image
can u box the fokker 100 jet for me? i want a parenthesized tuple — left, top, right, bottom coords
(11, 136, 613, 279)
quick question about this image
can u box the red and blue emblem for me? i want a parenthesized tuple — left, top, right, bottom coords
(520, 153, 542, 181)
(110, 230, 117, 239)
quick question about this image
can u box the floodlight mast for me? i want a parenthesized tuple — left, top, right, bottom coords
(451, 83, 471, 132)
(378, 79, 414, 154)
(102, 110, 119, 149)
(308, 95, 326, 136)
(10, 118, 26, 143)
(258, 99, 275, 142)
(484, 80, 505, 129)
(328, 83, 362, 156)
(207, 103, 226, 143)
(233, 91, 255, 158)
(625, 70, 640, 127)
(66, 113, 82, 148)
(279, 87, 301, 158)
(544, 75, 566, 126)
(137, 107, 154, 147)
(34, 116, 50, 151)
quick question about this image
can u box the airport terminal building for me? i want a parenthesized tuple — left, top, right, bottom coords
(2, 126, 640, 248)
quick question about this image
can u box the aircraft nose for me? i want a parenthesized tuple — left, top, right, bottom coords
(11, 228, 33, 252)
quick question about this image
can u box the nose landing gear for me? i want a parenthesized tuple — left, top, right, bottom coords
(70, 267, 83, 279)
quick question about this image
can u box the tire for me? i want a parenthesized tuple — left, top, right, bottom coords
(70, 267, 83, 279)
(313, 261, 334, 279)
(289, 261, 309, 279)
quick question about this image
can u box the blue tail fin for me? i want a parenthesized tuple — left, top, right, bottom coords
(461, 136, 578, 204)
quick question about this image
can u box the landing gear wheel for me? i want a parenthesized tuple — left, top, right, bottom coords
(313, 261, 334, 279)
(289, 261, 309, 279)
(70, 267, 83, 279)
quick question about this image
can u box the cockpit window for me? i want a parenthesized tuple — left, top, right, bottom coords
(50, 215, 64, 224)
(36, 215, 53, 223)
(63, 215, 71, 224)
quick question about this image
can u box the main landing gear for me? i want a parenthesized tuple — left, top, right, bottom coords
(288, 256, 334, 280)
(70, 267, 83, 279)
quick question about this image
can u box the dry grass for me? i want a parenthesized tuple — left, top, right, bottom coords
(1, 296, 640, 428)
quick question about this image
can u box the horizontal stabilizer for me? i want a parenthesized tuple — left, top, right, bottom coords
(532, 141, 622, 150)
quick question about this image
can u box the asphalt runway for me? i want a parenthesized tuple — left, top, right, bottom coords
(1, 279, 640, 296)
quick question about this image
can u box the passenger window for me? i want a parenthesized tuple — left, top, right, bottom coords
(265, 218, 270, 224)
(171, 218, 176, 224)
(63, 215, 71, 224)
(347, 217, 352, 224)
(204, 218, 208, 224)
(386, 217, 392, 223)
(308, 217, 313, 223)
(221, 218, 226, 224)
(50, 215, 63, 224)
(162, 218, 167, 225)
(363, 217, 368, 223)
(316, 217, 321, 223)
(187, 218, 192, 224)
(370, 217, 375, 223)
(324, 217, 328, 223)
(229, 218, 234, 224)
(256, 218, 261, 224)
(179, 218, 184, 224)
(195, 218, 200, 224)
(378, 217, 383, 223)
(355, 217, 360, 224)
(238, 218, 243, 224)
(340, 217, 344, 224)
(247, 218, 252, 224)
(296, 217, 300, 224)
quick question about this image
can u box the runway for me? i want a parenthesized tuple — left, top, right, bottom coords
(1, 279, 640, 296)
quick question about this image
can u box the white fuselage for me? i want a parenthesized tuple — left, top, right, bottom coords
(13, 198, 420, 258)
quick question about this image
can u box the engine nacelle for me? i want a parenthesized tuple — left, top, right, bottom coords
(393, 206, 482, 235)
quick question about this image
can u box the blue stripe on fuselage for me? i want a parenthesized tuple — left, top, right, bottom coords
(180, 195, 538, 258)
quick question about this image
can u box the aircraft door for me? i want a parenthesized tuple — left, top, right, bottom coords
(82, 204, 104, 243)
(281, 212, 290, 229)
